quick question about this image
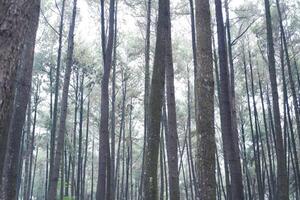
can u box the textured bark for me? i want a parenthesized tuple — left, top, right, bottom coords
(214, 0, 244, 199)
(0, 0, 39, 181)
(195, 0, 216, 199)
(47, 0, 77, 198)
(1, 1, 40, 198)
(263, 0, 289, 199)
(110, 2, 118, 198)
(164, 0, 179, 198)
(95, 0, 115, 198)
(142, 0, 168, 198)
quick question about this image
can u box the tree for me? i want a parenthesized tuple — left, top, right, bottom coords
(195, 0, 216, 199)
(96, 0, 116, 198)
(263, 0, 288, 198)
(47, 0, 78, 198)
(142, 0, 169, 198)
(0, 0, 40, 181)
(1, 0, 40, 198)
(214, 0, 244, 199)
(165, 0, 180, 197)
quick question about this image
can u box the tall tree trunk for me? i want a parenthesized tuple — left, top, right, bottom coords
(82, 95, 90, 200)
(1, 1, 40, 198)
(164, 0, 179, 198)
(71, 71, 79, 197)
(76, 73, 84, 200)
(110, 1, 118, 198)
(263, 0, 289, 198)
(139, 0, 152, 198)
(214, 0, 244, 199)
(49, 0, 66, 191)
(23, 102, 32, 200)
(195, 0, 216, 199)
(47, 0, 78, 198)
(0, 0, 40, 181)
(96, 0, 115, 198)
(142, 0, 169, 198)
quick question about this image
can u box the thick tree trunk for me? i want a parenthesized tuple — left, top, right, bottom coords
(47, 0, 78, 198)
(1, 1, 40, 198)
(263, 0, 289, 199)
(195, 0, 216, 199)
(0, 0, 40, 181)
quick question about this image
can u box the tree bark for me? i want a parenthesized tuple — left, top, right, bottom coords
(195, 0, 216, 199)
(1, 1, 40, 198)
(142, 0, 169, 198)
(0, 0, 40, 181)
(164, 0, 180, 198)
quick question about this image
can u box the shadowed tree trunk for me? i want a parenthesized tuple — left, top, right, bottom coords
(1, 1, 40, 198)
(0, 0, 41, 181)
(195, 0, 216, 199)
(214, 0, 244, 199)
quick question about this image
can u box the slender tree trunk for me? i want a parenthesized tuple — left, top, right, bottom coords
(110, 1, 118, 198)
(263, 0, 289, 198)
(23, 102, 31, 200)
(139, 0, 152, 198)
(213, 36, 232, 200)
(26, 85, 39, 200)
(96, 0, 115, 198)
(71, 71, 79, 197)
(82, 96, 90, 200)
(76, 73, 84, 200)
(47, 0, 78, 198)
(164, 0, 180, 198)
(248, 51, 264, 200)
(49, 0, 66, 192)
(215, 0, 244, 199)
